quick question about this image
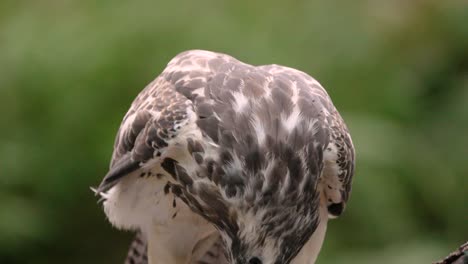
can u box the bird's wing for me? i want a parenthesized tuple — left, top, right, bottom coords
(96, 50, 243, 192)
(96, 74, 193, 192)
(258, 64, 355, 218)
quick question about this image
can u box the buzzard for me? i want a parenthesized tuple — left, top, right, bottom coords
(95, 50, 355, 264)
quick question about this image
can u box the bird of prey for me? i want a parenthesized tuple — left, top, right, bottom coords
(95, 50, 355, 264)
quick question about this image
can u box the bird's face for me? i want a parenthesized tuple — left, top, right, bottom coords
(220, 206, 319, 264)
(225, 235, 295, 264)
(226, 236, 279, 264)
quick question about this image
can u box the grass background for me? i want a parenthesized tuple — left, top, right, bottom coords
(0, 0, 467, 263)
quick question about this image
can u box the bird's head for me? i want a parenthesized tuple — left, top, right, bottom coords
(223, 235, 278, 264)
(217, 201, 320, 264)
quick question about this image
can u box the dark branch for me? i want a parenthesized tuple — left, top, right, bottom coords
(434, 241, 468, 264)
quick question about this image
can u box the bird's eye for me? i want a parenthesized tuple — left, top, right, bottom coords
(249, 257, 262, 264)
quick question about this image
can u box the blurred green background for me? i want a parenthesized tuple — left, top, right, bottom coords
(0, 0, 467, 263)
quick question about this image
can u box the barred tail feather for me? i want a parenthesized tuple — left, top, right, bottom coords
(125, 231, 148, 264)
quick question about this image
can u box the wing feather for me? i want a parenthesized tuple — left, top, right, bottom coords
(97, 78, 192, 192)
(97, 50, 242, 192)
(258, 64, 355, 217)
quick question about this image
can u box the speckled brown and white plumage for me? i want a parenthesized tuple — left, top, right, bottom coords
(95, 50, 355, 264)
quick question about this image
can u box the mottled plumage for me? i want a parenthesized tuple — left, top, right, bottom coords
(95, 50, 355, 264)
